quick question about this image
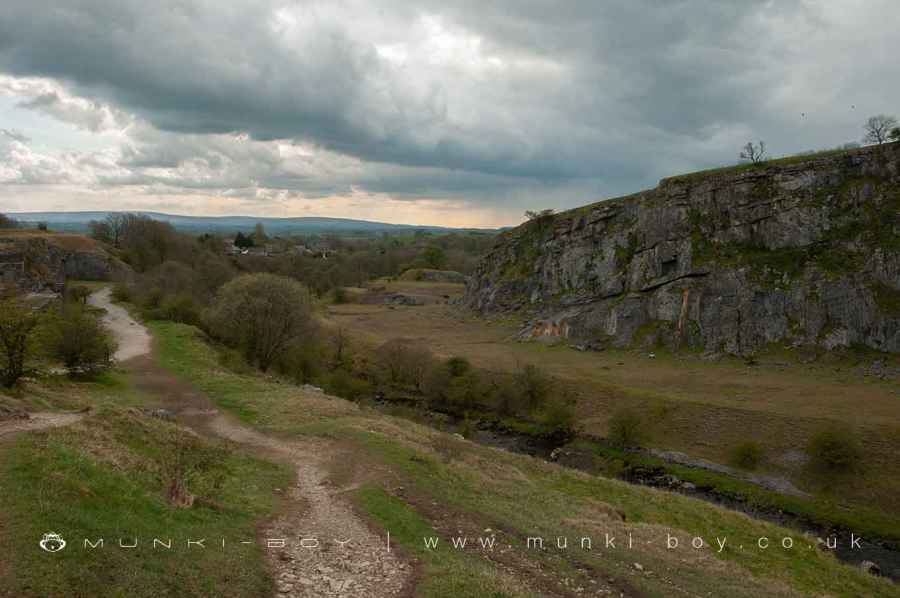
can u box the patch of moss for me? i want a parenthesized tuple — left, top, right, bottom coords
(871, 281, 900, 317)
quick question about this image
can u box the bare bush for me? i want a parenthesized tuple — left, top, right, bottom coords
(740, 140, 766, 164)
(863, 114, 898, 145)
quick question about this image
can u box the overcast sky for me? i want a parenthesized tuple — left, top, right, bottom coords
(0, 1, 897, 227)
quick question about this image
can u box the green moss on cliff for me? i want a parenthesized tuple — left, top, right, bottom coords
(871, 281, 900, 317)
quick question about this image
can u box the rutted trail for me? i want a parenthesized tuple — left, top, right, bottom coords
(90, 290, 412, 597)
(0, 412, 84, 439)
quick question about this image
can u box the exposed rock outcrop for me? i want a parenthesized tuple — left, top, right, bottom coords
(0, 233, 127, 293)
(465, 143, 900, 354)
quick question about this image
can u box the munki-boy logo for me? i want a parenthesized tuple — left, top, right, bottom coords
(39, 532, 67, 553)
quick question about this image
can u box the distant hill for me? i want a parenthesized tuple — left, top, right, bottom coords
(5, 211, 497, 235)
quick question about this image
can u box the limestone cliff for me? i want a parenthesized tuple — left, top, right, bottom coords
(0, 232, 127, 293)
(464, 143, 900, 354)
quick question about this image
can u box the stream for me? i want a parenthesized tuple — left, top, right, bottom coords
(372, 398, 900, 582)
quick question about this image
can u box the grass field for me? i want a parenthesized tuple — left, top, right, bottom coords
(324, 281, 900, 518)
(0, 376, 292, 598)
(147, 319, 900, 597)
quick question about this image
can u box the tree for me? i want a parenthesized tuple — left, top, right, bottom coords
(889, 127, 900, 142)
(89, 219, 113, 244)
(607, 407, 647, 449)
(862, 115, 898, 145)
(740, 141, 766, 164)
(525, 209, 555, 221)
(42, 305, 115, 378)
(206, 273, 314, 372)
(234, 231, 254, 249)
(0, 214, 18, 229)
(422, 245, 447, 269)
(91, 213, 128, 247)
(0, 298, 39, 388)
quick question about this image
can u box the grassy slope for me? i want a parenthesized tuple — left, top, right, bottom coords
(150, 320, 899, 597)
(326, 297, 900, 517)
(0, 382, 291, 597)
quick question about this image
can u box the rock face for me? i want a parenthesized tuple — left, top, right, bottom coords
(465, 144, 900, 355)
(0, 233, 127, 293)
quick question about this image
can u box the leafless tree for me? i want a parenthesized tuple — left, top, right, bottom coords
(740, 141, 766, 164)
(862, 114, 898, 145)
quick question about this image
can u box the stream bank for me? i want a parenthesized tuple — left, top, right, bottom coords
(368, 394, 900, 582)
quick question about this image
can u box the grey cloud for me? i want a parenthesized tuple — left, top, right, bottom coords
(0, 0, 898, 214)
(0, 128, 29, 143)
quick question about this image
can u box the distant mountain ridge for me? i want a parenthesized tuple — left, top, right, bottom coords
(5, 211, 497, 235)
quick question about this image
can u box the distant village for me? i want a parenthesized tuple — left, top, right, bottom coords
(223, 232, 338, 259)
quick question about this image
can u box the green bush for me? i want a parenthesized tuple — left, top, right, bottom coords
(729, 441, 764, 470)
(607, 408, 646, 449)
(0, 298, 40, 387)
(332, 287, 349, 304)
(540, 396, 577, 439)
(807, 425, 862, 473)
(276, 339, 324, 385)
(158, 294, 201, 325)
(515, 363, 552, 412)
(65, 285, 92, 305)
(324, 368, 372, 401)
(41, 305, 115, 378)
(206, 273, 314, 372)
(445, 356, 471, 377)
(111, 282, 133, 303)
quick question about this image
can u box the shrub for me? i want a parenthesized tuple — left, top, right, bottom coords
(607, 407, 646, 449)
(206, 273, 313, 372)
(42, 305, 115, 378)
(729, 441, 764, 470)
(158, 294, 201, 325)
(377, 339, 433, 389)
(445, 356, 471, 377)
(111, 282, 133, 303)
(276, 338, 324, 385)
(807, 425, 862, 473)
(332, 287, 349, 304)
(515, 363, 552, 412)
(447, 370, 484, 410)
(65, 285, 92, 305)
(0, 298, 40, 387)
(324, 368, 372, 401)
(458, 416, 475, 439)
(421, 363, 453, 408)
(490, 377, 525, 416)
(540, 396, 577, 439)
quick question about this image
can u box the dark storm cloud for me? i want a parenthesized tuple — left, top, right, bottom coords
(0, 0, 898, 213)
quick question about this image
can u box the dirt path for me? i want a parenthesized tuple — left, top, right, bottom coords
(0, 412, 84, 439)
(88, 287, 152, 362)
(90, 290, 412, 597)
